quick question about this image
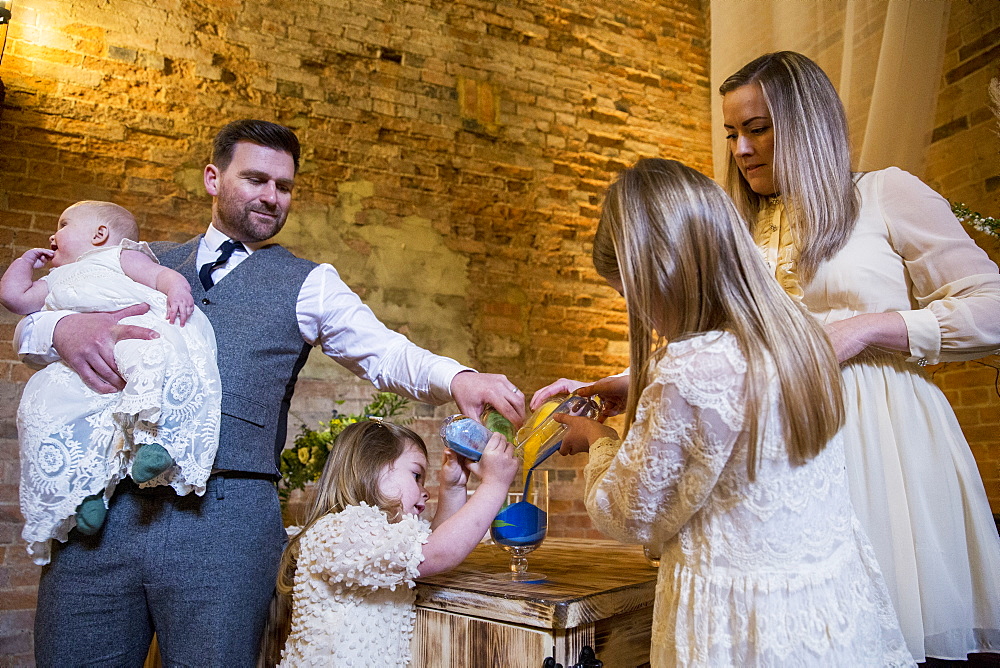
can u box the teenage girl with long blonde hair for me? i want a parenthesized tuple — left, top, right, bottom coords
(554, 158, 913, 667)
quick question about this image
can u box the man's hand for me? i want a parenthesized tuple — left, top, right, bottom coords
(450, 371, 526, 426)
(53, 304, 159, 393)
(553, 414, 618, 456)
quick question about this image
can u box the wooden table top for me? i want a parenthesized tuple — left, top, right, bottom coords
(415, 538, 658, 629)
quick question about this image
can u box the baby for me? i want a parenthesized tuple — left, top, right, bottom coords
(0, 201, 221, 564)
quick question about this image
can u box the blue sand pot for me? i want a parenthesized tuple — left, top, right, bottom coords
(440, 415, 493, 461)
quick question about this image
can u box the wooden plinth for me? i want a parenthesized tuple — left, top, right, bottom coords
(412, 537, 657, 667)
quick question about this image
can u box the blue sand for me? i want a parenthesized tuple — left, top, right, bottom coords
(492, 501, 547, 546)
(522, 438, 563, 497)
(445, 440, 483, 461)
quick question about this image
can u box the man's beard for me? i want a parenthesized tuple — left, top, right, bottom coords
(217, 192, 287, 243)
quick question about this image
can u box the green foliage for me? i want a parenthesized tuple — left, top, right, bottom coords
(279, 392, 411, 503)
(952, 201, 1000, 239)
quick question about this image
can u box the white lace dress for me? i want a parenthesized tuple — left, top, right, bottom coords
(584, 331, 914, 667)
(755, 167, 1000, 660)
(279, 503, 431, 667)
(18, 241, 221, 564)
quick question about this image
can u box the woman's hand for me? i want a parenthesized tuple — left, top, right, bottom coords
(825, 312, 908, 363)
(530, 374, 630, 421)
(529, 378, 588, 410)
(553, 414, 618, 456)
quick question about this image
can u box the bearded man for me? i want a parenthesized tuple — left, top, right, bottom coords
(18, 120, 525, 666)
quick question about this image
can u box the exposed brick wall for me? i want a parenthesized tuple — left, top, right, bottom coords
(0, 0, 996, 663)
(0, 0, 711, 661)
(923, 0, 1000, 514)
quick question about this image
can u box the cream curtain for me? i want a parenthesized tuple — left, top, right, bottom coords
(710, 0, 950, 181)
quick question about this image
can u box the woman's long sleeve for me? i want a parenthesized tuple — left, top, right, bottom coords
(878, 167, 1000, 363)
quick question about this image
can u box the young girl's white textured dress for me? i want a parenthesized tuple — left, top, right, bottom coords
(17, 240, 221, 564)
(584, 331, 915, 667)
(279, 503, 431, 667)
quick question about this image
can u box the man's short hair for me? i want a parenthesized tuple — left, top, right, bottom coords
(212, 120, 300, 173)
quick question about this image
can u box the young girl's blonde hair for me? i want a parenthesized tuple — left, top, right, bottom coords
(593, 158, 844, 479)
(262, 420, 426, 665)
(719, 51, 859, 281)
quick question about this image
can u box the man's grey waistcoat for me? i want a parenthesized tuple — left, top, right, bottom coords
(151, 237, 317, 476)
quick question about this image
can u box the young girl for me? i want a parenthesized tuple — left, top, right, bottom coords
(276, 418, 517, 667)
(554, 159, 913, 666)
(0, 200, 220, 564)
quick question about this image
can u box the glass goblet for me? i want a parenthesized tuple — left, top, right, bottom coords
(490, 469, 548, 582)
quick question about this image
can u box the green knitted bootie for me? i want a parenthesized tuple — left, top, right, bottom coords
(75, 493, 107, 535)
(132, 443, 174, 483)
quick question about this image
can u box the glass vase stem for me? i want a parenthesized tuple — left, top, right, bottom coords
(511, 553, 527, 575)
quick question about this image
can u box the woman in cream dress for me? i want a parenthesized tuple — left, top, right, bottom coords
(720, 51, 1000, 661)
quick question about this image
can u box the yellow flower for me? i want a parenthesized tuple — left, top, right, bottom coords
(281, 393, 412, 500)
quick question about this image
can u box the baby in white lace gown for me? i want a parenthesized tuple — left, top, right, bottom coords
(547, 160, 914, 666)
(275, 419, 517, 667)
(0, 201, 220, 564)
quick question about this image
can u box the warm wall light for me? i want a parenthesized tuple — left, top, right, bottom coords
(0, 0, 12, 66)
(0, 0, 10, 115)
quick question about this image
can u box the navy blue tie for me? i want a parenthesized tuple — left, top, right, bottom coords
(199, 239, 244, 291)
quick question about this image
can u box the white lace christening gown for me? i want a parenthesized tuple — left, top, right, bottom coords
(584, 331, 915, 667)
(279, 503, 431, 667)
(18, 241, 221, 564)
